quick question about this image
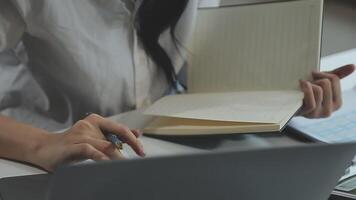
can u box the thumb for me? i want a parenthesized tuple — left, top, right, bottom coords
(330, 64, 355, 79)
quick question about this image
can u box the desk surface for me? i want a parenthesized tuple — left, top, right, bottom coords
(0, 129, 305, 179)
(0, 112, 306, 179)
(0, 159, 45, 179)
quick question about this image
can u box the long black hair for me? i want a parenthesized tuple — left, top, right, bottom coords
(135, 0, 189, 88)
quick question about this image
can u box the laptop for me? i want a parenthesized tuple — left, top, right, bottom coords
(1, 142, 355, 200)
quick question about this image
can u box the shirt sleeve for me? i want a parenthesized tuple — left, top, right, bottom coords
(0, 0, 25, 52)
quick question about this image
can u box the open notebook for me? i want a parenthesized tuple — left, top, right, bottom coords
(143, 0, 323, 135)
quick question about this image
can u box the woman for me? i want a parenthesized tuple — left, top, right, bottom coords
(0, 0, 354, 171)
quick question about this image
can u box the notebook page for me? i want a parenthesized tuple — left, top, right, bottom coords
(144, 90, 303, 123)
(188, 0, 323, 93)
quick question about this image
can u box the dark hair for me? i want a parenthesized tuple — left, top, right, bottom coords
(135, 0, 189, 88)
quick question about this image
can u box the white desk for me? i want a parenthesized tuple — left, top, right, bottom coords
(0, 159, 45, 179)
(0, 109, 304, 179)
(0, 135, 304, 178)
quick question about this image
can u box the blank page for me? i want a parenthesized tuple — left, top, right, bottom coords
(144, 91, 303, 123)
(188, 0, 323, 93)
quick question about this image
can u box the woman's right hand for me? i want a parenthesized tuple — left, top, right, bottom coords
(33, 114, 145, 172)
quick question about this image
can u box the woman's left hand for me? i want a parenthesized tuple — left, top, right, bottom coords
(298, 64, 355, 118)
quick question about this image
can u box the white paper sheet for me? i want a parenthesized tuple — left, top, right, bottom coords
(145, 91, 303, 124)
(189, 0, 323, 93)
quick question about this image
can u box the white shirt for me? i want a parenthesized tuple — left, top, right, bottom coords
(0, 0, 198, 130)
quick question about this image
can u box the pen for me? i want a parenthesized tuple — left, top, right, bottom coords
(105, 133, 124, 150)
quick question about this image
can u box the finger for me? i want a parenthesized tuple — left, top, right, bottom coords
(72, 120, 105, 140)
(75, 135, 116, 155)
(314, 79, 333, 117)
(311, 84, 324, 111)
(299, 80, 317, 116)
(330, 64, 355, 79)
(131, 129, 143, 138)
(312, 71, 342, 110)
(107, 149, 126, 160)
(65, 143, 110, 162)
(302, 83, 323, 118)
(85, 114, 145, 157)
(307, 84, 323, 117)
(101, 122, 145, 157)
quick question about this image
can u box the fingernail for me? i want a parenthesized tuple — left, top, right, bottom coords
(141, 151, 146, 157)
(138, 140, 146, 157)
(140, 148, 146, 156)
